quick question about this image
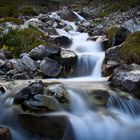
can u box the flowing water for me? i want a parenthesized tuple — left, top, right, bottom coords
(0, 11, 140, 140)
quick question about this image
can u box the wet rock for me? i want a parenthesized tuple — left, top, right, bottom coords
(102, 61, 119, 76)
(39, 57, 62, 77)
(110, 65, 140, 98)
(14, 81, 44, 104)
(45, 84, 69, 103)
(0, 84, 7, 95)
(89, 90, 109, 106)
(54, 36, 72, 48)
(0, 127, 11, 140)
(23, 94, 61, 112)
(59, 8, 78, 21)
(18, 114, 70, 139)
(12, 72, 30, 80)
(105, 45, 122, 63)
(21, 54, 38, 72)
(30, 45, 60, 60)
(60, 49, 77, 66)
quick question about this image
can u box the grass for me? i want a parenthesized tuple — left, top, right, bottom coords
(119, 31, 140, 64)
(0, 27, 50, 57)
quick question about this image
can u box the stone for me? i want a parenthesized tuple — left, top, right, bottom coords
(110, 65, 140, 98)
(21, 55, 38, 72)
(30, 45, 60, 60)
(0, 49, 6, 59)
(0, 127, 11, 140)
(54, 36, 72, 48)
(39, 57, 62, 77)
(18, 114, 70, 139)
(89, 90, 109, 106)
(45, 84, 69, 103)
(60, 49, 77, 66)
(23, 94, 61, 112)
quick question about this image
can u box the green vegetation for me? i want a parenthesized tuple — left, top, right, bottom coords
(0, 27, 49, 57)
(119, 32, 140, 64)
(18, 7, 38, 16)
(106, 27, 120, 48)
(0, 17, 23, 25)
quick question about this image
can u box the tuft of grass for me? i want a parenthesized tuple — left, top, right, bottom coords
(0, 17, 23, 25)
(119, 31, 140, 64)
(0, 27, 50, 57)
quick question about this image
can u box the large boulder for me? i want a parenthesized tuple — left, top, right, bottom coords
(106, 27, 130, 48)
(0, 127, 11, 140)
(18, 114, 70, 139)
(54, 36, 72, 48)
(39, 57, 62, 77)
(29, 45, 60, 60)
(21, 54, 38, 72)
(110, 64, 140, 98)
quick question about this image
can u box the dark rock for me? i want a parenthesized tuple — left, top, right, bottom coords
(89, 90, 109, 106)
(105, 45, 122, 63)
(39, 57, 62, 77)
(0, 127, 11, 140)
(0, 49, 6, 59)
(0, 84, 7, 95)
(54, 36, 72, 48)
(18, 114, 70, 139)
(102, 61, 119, 76)
(110, 64, 140, 98)
(59, 8, 78, 22)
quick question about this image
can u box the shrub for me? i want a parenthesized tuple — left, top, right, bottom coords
(0, 27, 50, 57)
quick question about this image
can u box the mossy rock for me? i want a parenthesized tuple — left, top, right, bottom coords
(106, 27, 130, 48)
(119, 31, 140, 64)
(0, 17, 23, 25)
(0, 27, 50, 57)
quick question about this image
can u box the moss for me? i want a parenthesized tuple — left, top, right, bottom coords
(106, 27, 120, 48)
(119, 32, 140, 64)
(18, 7, 38, 16)
(0, 17, 23, 25)
(0, 27, 50, 57)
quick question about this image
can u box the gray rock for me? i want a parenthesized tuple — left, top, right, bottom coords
(21, 55, 38, 72)
(40, 57, 62, 77)
(45, 84, 69, 103)
(18, 114, 70, 139)
(110, 65, 140, 98)
(0, 49, 6, 59)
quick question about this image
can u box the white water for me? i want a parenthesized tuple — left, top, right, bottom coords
(55, 12, 105, 81)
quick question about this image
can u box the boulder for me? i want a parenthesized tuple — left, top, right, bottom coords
(18, 114, 70, 139)
(59, 8, 78, 22)
(0, 127, 11, 140)
(89, 90, 109, 106)
(60, 49, 77, 66)
(39, 57, 62, 77)
(110, 64, 140, 98)
(105, 45, 122, 63)
(54, 36, 72, 48)
(45, 84, 69, 103)
(21, 54, 38, 72)
(0, 49, 6, 59)
(23, 94, 61, 112)
(29, 45, 60, 60)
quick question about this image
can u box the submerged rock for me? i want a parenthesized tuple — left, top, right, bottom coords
(40, 57, 62, 77)
(89, 90, 109, 106)
(0, 127, 11, 140)
(18, 114, 70, 139)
